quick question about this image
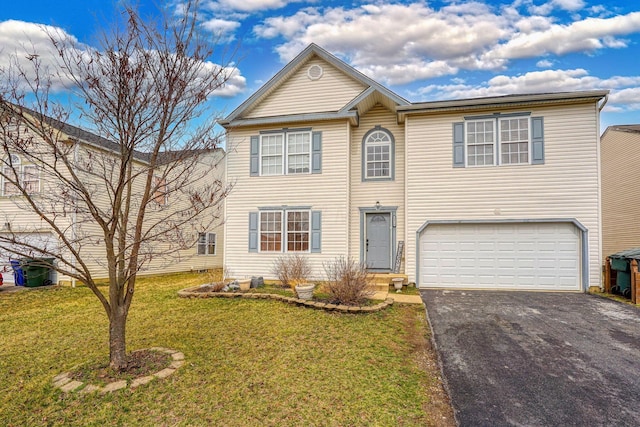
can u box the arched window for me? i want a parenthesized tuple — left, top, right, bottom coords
(1, 154, 40, 196)
(362, 127, 394, 181)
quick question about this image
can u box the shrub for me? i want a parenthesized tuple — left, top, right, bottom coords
(323, 257, 374, 305)
(271, 254, 312, 289)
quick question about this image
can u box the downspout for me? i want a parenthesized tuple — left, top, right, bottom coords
(404, 115, 410, 282)
(346, 121, 351, 259)
(595, 93, 608, 290)
(71, 141, 78, 288)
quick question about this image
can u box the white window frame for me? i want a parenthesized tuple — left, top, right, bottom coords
(285, 210, 310, 253)
(364, 129, 392, 179)
(1, 154, 40, 196)
(286, 131, 311, 175)
(197, 232, 217, 255)
(259, 210, 283, 252)
(259, 133, 284, 176)
(465, 117, 531, 167)
(258, 209, 310, 253)
(259, 130, 311, 176)
(499, 117, 531, 165)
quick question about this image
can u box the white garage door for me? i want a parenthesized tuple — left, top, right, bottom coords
(419, 222, 580, 290)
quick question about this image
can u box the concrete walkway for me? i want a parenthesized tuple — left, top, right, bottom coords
(422, 290, 640, 426)
(373, 289, 423, 304)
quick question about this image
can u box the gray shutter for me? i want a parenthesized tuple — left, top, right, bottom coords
(311, 131, 322, 174)
(250, 136, 259, 176)
(310, 210, 321, 253)
(453, 122, 465, 168)
(531, 117, 544, 165)
(248, 211, 259, 252)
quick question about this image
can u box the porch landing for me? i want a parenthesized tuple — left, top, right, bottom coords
(370, 273, 423, 304)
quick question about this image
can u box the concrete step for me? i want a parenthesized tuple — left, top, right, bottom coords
(370, 273, 408, 291)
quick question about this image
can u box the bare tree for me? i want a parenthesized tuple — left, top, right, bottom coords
(0, 1, 234, 370)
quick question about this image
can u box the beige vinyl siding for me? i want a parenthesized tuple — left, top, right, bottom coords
(74, 149, 225, 280)
(601, 128, 640, 259)
(349, 104, 406, 271)
(224, 120, 350, 280)
(405, 103, 601, 287)
(245, 58, 367, 118)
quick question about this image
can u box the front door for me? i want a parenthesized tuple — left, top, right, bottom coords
(366, 213, 391, 270)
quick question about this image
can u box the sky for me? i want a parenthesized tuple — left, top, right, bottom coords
(1, 0, 639, 132)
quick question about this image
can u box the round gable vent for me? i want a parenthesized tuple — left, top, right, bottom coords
(307, 64, 323, 80)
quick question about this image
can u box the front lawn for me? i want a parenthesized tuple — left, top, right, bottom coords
(0, 273, 453, 426)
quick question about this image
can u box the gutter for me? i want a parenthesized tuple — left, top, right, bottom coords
(598, 93, 609, 112)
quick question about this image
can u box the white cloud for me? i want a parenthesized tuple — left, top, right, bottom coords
(0, 19, 247, 98)
(254, 3, 640, 85)
(416, 68, 640, 112)
(529, 0, 585, 15)
(256, 2, 512, 84)
(485, 12, 640, 60)
(536, 59, 553, 67)
(212, 65, 246, 97)
(0, 20, 77, 91)
(203, 0, 304, 13)
(201, 18, 241, 41)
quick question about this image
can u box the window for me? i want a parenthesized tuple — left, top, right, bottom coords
(260, 211, 283, 252)
(259, 131, 310, 176)
(153, 176, 168, 205)
(197, 233, 216, 255)
(1, 154, 40, 196)
(286, 132, 310, 174)
(286, 211, 309, 252)
(453, 115, 544, 168)
(466, 120, 495, 166)
(500, 118, 529, 164)
(250, 209, 321, 253)
(363, 127, 394, 181)
(260, 134, 284, 175)
(258, 210, 310, 252)
(251, 130, 322, 176)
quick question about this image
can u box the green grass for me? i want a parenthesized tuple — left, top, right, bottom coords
(0, 272, 453, 426)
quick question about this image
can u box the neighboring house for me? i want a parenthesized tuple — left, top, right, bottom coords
(221, 43, 607, 291)
(601, 125, 640, 259)
(0, 109, 224, 285)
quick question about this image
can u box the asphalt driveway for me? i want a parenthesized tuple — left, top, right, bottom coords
(421, 290, 640, 426)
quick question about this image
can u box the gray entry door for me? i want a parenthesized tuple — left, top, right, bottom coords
(366, 213, 391, 270)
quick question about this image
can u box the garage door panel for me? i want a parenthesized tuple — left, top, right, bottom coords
(420, 222, 580, 291)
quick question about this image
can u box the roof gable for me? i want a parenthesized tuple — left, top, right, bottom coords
(244, 56, 368, 119)
(220, 43, 408, 127)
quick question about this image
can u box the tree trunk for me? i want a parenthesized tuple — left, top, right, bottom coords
(109, 307, 128, 371)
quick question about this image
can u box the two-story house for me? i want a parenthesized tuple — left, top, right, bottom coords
(221, 43, 607, 291)
(1, 108, 225, 285)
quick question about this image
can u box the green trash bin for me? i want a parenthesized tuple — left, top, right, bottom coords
(21, 258, 54, 288)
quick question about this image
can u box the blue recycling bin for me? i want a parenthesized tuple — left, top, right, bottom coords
(10, 260, 25, 286)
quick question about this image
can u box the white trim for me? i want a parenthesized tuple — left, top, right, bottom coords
(258, 209, 312, 253)
(258, 131, 312, 176)
(197, 232, 217, 256)
(307, 64, 323, 80)
(364, 129, 392, 179)
(464, 117, 533, 167)
(1, 154, 41, 197)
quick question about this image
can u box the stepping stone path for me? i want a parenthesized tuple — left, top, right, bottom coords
(52, 347, 185, 394)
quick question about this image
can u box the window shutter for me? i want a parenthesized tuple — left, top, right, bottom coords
(531, 117, 544, 165)
(311, 131, 322, 174)
(453, 122, 465, 168)
(250, 136, 259, 176)
(248, 211, 259, 252)
(310, 210, 321, 253)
